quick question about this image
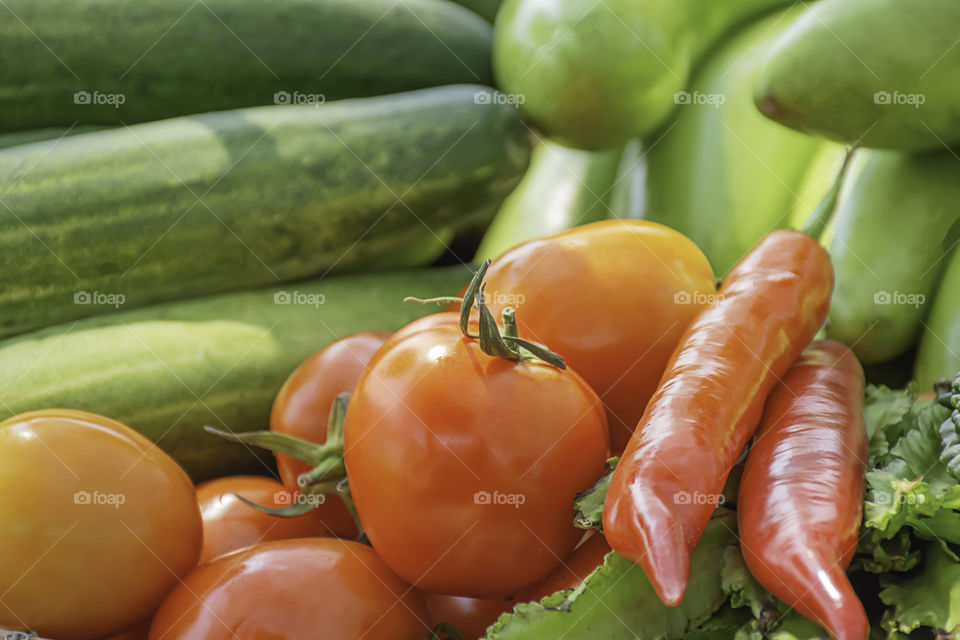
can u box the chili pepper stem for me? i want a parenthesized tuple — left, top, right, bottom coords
(800, 144, 859, 241)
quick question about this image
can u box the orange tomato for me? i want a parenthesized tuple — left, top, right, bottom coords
(482, 219, 716, 452)
(0, 410, 201, 640)
(196, 475, 329, 563)
(148, 538, 430, 640)
(270, 332, 390, 537)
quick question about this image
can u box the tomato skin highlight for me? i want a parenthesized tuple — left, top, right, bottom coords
(148, 538, 430, 640)
(344, 312, 610, 597)
(196, 475, 330, 564)
(604, 229, 834, 606)
(738, 340, 869, 640)
(482, 219, 717, 453)
(270, 331, 390, 537)
(0, 410, 202, 640)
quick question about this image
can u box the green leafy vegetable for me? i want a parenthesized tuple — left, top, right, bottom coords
(483, 512, 736, 640)
(880, 543, 960, 635)
(573, 457, 617, 531)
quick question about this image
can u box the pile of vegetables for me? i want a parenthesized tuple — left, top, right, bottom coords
(0, 0, 958, 638)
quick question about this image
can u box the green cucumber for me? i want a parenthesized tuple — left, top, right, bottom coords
(0, 0, 493, 129)
(0, 126, 104, 150)
(0, 85, 531, 339)
(474, 139, 624, 260)
(916, 247, 960, 390)
(639, 7, 829, 276)
(827, 150, 960, 364)
(0, 266, 470, 480)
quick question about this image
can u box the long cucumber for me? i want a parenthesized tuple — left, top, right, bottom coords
(0, 267, 470, 480)
(0, 85, 530, 338)
(0, 0, 494, 128)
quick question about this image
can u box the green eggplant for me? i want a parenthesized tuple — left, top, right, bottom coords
(474, 139, 624, 260)
(755, 0, 960, 151)
(828, 150, 960, 364)
(639, 7, 830, 276)
(493, 0, 793, 150)
(916, 242, 960, 390)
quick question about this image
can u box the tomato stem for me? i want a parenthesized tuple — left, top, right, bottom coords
(800, 144, 858, 241)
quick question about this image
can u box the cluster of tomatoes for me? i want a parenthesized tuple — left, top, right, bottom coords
(0, 220, 719, 640)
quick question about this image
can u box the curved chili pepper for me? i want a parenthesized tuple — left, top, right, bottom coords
(602, 229, 834, 606)
(738, 339, 868, 640)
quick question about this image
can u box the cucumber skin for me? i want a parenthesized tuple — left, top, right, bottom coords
(0, 0, 493, 128)
(0, 85, 531, 338)
(0, 266, 471, 480)
(827, 150, 960, 364)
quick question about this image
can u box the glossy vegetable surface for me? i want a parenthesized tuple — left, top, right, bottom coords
(0, 410, 202, 640)
(344, 310, 610, 596)
(603, 229, 834, 606)
(426, 593, 515, 640)
(739, 339, 869, 640)
(483, 219, 716, 453)
(520, 533, 612, 601)
(270, 331, 390, 536)
(148, 538, 430, 640)
(196, 475, 329, 564)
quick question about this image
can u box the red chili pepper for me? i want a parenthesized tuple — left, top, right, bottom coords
(602, 229, 834, 606)
(738, 339, 868, 640)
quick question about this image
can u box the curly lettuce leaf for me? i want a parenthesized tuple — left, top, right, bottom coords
(573, 457, 617, 531)
(880, 543, 960, 636)
(482, 512, 737, 640)
(863, 383, 916, 467)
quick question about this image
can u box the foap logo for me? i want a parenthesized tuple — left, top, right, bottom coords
(474, 490, 526, 509)
(274, 291, 325, 308)
(2, 631, 39, 640)
(274, 490, 326, 507)
(74, 490, 126, 509)
(674, 91, 726, 108)
(74, 290, 125, 308)
(474, 91, 526, 107)
(674, 290, 723, 305)
(73, 90, 126, 108)
(872, 492, 926, 506)
(486, 292, 526, 307)
(874, 290, 925, 308)
(273, 90, 325, 106)
(674, 491, 725, 506)
(874, 91, 925, 108)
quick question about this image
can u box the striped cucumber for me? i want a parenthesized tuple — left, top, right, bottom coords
(0, 85, 531, 338)
(0, 0, 493, 129)
(0, 266, 471, 480)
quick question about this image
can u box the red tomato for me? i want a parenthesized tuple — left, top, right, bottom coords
(148, 538, 430, 640)
(425, 594, 515, 640)
(344, 312, 610, 597)
(0, 410, 202, 640)
(196, 475, 329, 563)
(519, 533, 611, 601)
(270, 331, 390, 536)
(482, 219, 717, 452)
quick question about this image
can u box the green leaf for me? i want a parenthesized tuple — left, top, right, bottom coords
(863, 383, 916, 467)
(880, 543, 960, 635)
(719, 545, 770, 619)
(682, 605, 752, 640)
(482, 512, 738, 640)
(856, 528, 921, 574)
(573, 458, 617, 531)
